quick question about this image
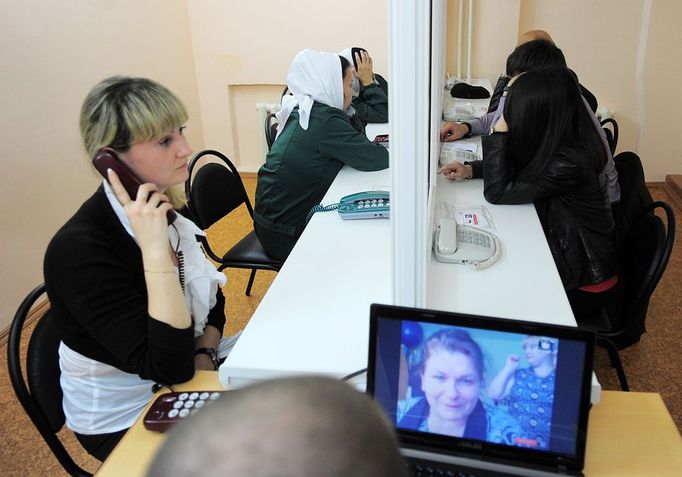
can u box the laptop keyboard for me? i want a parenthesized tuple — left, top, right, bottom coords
(406, 456, 518, 477)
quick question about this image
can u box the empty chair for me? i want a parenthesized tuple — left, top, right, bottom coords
(185, 149, 283, 296)
(593, 201, 676, 391)
(7, 283, 93, 476)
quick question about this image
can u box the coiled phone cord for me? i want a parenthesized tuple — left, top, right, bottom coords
(306, 202, 339, 223)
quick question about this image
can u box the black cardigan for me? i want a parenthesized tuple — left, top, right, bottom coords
(480, 133, 617, 290)
(44, 186, 225, 384)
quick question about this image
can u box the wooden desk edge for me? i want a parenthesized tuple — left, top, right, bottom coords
(98, 377, 681, 477)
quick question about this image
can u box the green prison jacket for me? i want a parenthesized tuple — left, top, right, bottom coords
(352, 73, 389, 125)
(254, 102, 389, 257)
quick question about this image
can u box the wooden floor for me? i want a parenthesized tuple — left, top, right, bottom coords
(0, 178, 680, 475)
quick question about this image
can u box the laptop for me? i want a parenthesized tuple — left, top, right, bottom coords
(366, 304, 595, 477)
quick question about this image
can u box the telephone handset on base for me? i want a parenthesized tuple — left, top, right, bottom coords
(92, 148, 176, 225)
(433, 218, 500, 270)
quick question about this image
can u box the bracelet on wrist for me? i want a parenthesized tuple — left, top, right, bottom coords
(195, 347, 219, 370)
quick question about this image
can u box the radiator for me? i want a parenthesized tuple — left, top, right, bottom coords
(256, 102, 280, 163)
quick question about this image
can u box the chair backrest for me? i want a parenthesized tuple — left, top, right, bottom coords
(185, 149, 253, 230)
(7, 284, 93, 476)
(264, 112, 278, 151)
(600, 117, 619, 155)
(613, 151, 654, 245)
(617, 201, 676, 336)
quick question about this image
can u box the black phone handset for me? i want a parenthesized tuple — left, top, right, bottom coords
(350, 46, 367, 71)
(92, 148, 176, 225)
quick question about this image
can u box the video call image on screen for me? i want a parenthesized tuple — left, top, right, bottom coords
(372, 318, 586, 455)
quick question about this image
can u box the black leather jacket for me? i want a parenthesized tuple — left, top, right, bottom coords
(475, 133, 617, 290)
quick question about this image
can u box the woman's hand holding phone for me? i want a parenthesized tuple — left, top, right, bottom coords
(107, 169, 173, 263)
(354, 50, 375, 87)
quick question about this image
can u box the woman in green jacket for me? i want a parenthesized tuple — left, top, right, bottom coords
(254, 49, 389, 260)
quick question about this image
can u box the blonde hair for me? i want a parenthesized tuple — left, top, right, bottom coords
(80, 76, 189, 207)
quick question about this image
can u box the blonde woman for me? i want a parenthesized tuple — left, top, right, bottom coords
(44, 77, 227, 460)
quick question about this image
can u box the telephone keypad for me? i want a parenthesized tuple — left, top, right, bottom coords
(457, 228, 492, 248)
(143, 390, 227, 432)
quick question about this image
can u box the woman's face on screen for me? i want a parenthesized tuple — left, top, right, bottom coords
(421, 349, 480, 427)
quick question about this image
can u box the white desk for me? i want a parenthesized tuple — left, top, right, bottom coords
(220, 163, 392, 387)
(427, 175, 574, 325)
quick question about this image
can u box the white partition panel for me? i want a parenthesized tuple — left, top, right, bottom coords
(390, 0, 445, 308)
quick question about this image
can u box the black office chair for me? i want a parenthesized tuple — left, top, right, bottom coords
(185, 149, 283, 296)
(7, 283, 94, 476)
(600, 117, 619, 155)
(593, 201, 675, 391)
(612, 151, 654, 246)
(264, 112, 278, 151)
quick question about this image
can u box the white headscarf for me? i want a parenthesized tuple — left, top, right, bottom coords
(275, 49, 345, 139)
(339, 47, 361, 98)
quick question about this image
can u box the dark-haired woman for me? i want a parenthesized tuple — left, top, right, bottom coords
(440, 68, 620, 324)
(254, 49, 389, 260)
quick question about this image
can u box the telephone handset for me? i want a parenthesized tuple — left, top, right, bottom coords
(306, 190, 389, 222)
(433, 218, 500, 270)
(92, 148, 176, 225)
(350, 47, 368, 70)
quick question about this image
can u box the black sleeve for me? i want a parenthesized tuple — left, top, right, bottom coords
(482, 133, 583, 204)
(467, 160, 484, 179)
(45, 228, 195, 385)
(204, 287, 226, 334)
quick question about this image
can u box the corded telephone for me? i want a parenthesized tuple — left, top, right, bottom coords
(433, 217, 500, 270)
(307, 191, 390, 222)
(92, 148, 176, 225)
(338, 191, 389, 219)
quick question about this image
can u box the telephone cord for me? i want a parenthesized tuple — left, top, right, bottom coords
(306, 202, 339, 223)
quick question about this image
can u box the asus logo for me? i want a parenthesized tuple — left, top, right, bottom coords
(457, 441, 482, 450)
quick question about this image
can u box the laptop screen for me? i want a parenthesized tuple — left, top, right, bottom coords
(367, 304, 595, 472)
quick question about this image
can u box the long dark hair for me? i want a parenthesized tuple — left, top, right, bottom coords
(503, 67, 607, 182)
(505, 40, 566, 77)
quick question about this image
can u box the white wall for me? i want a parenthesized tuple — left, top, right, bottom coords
(185, 0, 390, 172)
(0, 0, 203, 331)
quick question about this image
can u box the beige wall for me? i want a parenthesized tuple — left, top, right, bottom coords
(185, 0, 390, 172)
(2, 0, 680, 332)
(447, 0, 681, 181)
(0, 0, 203, 331)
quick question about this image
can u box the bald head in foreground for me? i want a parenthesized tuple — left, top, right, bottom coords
(146, 376, 408, 477)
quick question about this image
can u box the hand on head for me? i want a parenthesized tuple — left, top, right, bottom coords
(354, 50, 375, 87)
